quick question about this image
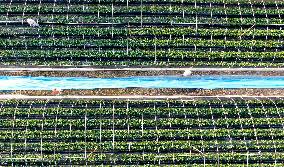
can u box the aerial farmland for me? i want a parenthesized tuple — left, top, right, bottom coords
(0, 0, 284, 166)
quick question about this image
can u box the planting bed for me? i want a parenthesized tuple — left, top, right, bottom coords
(1, 68, 284, 78)
(1, 98, 284, 166)
(1, 0, 284, 67)
(2, 88, 284, 96)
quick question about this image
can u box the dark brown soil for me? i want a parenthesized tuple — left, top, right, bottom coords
(1, 70, 284, 78)
(2, 88, 283, 96)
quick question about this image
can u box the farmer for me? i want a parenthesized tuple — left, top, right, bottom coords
(27, 19, 39, 27)
(51, 88, 62, 95)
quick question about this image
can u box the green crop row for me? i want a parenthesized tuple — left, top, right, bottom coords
(0, 117, 282, 129)
(2, 60, 284, 67)
(129, 28, 284, 36)
(2, 140, 284, 153)
(3, 26, 284, 37)
(0, 107, 283, 119)
(0, 128, 282, 141)
(3, 0, 283, 5)
(2, 15, 282, 24)
(2, 4, 284, 15)
(1, 152, 284, 165)
(2, 50, 284, 60)
(0, 38, 282, 48)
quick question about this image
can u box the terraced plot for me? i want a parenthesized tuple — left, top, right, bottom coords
(1, 98, 284, 166)
(1, 0, 284, 67)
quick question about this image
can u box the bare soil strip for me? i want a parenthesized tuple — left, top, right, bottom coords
(1, 88, 284, 97)
(0, 68, 284, 77)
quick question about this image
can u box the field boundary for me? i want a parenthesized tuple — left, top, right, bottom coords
(1, 67, 284, 72)
(0, 95, 283, 100)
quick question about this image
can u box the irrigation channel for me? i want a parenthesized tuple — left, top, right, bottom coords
(0, 96, 283, 166)
(1, 75, 284, 90)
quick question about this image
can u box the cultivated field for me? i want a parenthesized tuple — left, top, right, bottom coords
(1, 0, 284, 67)
(1, 98, 284, 166)
(1, 1, 284, 166)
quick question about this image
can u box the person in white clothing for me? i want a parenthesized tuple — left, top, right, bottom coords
(27, 19, 39, 27)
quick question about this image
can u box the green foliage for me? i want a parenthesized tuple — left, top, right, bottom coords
(0, 99, 283, 165)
